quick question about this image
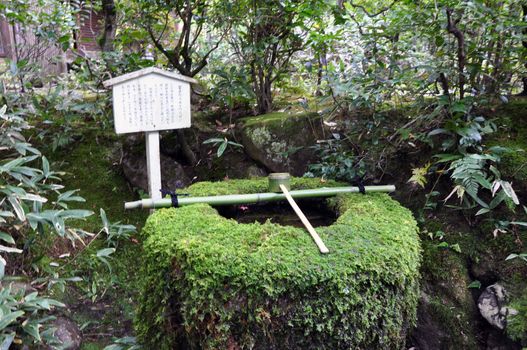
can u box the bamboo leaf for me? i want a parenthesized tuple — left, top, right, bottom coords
(0, 332, 14, 350)
(0, 245, 22, 254)
(203, 138, 223, 144)
(19, 193, 47, 203)
(0, 311, 25, 330)
(501, 181, 519, 205)
(7, 196, 25, 222)
(217, 141, 228, 157)
(0, 233, 14, 245)
(475, 208, 490, 216)
(0, 255, 5, 279)
(42, 156, 50, 176)
(22, 321, 41, 341)
(100, 208, 109, 234)
(96, 248, 115, 257)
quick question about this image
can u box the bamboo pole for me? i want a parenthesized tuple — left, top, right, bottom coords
(279, 184, 329, 254)
(124, 185, 395, 210)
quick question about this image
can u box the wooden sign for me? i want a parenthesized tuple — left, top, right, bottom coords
(103, 67, 196, 134)
(104, 68, 197, 201)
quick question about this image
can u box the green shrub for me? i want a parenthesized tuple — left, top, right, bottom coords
(135, 178, 421, 349)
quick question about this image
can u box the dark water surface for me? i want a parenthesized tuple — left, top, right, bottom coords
(217, 199, 337, 228)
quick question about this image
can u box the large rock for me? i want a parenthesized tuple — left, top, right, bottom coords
(50, 317, 82, 350)
(204, 151, 268, 181)
(238, 112, 323, 176)
(478, 284, 518, 330)
(121, 135, 190, 192)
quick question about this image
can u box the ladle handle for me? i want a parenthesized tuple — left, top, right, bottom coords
(279, 184, 330, 254)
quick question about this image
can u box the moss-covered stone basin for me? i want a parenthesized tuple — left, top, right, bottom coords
(135, 178, 421, 349)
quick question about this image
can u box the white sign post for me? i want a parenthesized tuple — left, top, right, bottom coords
(104, 67, 197, 201)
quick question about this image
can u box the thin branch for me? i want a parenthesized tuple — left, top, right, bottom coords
(190, 30, 227, 77)
(147, 26, 181, 71)
(346, 0, 398, 17)
(155, 10, 171, 45)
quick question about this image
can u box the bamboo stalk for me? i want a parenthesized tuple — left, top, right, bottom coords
(279, 184, 329, 254)
(124, 185, 395, 210)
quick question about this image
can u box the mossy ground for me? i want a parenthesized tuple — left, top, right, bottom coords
(472, 98, 527, 344)
(45, 130, 147, 231)
(137, 178, 421, 349)
(419, 235, 480, 349)
(508, 289, 527, 345)
(417, 204, 527, 348)
(486, 98, 527, 183)
(239, 111, 319, 128)
(41, 131, 148, 348)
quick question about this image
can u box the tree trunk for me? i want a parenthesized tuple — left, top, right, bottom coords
(315, 52, 326, 97)
(256, 78, 273, 114)
(446, 8, 466, 100)
(315, 56, 323, 96)
(99, 0, 116, 52)
(480, 39, 495, 92)
(488, 34, 504, 94)
(10, 24, 25, 92)
(252, 63, 273, 114)
(438, 72, 451, 98)
(175, 129, 197, 165)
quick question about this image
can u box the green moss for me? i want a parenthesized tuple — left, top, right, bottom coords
(508, 289, 527, 344)
(476, 223, 526, 257)
(184, 177, 345, 197)
(410, 217, 483, 348)
(80, 342, 104, 350)
(497, 140, 527, 182)
(487, 137, 527, 183)
(427, 295, 478, 349)
(136, 178, 421, 349)
(41, 132, 148, 342)
(238, 111, 323, 173)
(418, 240, 479, 348)
(421, 240, 463, 282)
(485, 99, 527, 182)
(46, 132, 148, 232)
(493, 98, 527, 132)
(239, 111, 318, 128)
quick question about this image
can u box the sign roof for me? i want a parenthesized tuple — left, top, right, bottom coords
(103, 67, 198, 88)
